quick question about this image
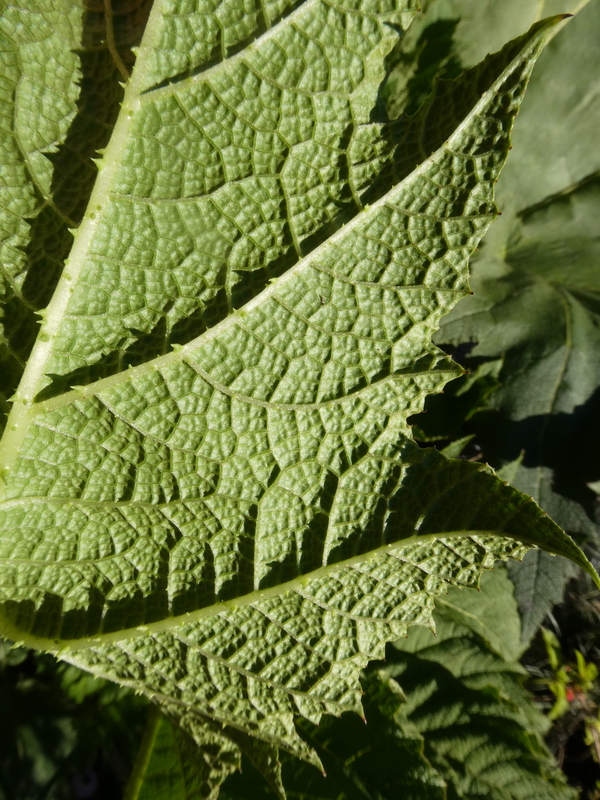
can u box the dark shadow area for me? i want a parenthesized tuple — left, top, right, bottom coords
(408, 349, 501, 442)
(0, 641, 147, 800)
(410, 338, 600, 531)
(468, 385, 600, 525)
(384, 18, 462, 118)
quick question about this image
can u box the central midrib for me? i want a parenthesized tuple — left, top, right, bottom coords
(0, 0, 166, 482)
(0, 12, 551, 487)
(0, 0, 412, 481)
(0, 529, 525, 653)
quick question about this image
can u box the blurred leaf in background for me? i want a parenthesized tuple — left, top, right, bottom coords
(0, 640, 147, 800)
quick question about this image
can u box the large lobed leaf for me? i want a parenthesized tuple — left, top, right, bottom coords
(0, 0, 594, 772)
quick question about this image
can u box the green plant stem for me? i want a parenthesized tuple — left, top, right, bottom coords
(123, 705, 162, 800)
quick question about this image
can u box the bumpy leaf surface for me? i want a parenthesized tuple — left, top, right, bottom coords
(0, 0, 590, 764)
(221, 569, 575, 799)
(0, 0, 82, 418)
(0, 0, 152, 429)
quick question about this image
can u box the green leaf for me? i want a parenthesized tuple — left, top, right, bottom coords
(0, 0, 592, 766)
(222, 672, 447, 800)
(221, 569, 575, 800)
(437, 3, 600, 642)
(0, 0, 152, 430)
(440, 434, 475, 459)
(0, 0, 82, 420)
(443, 180, 600, 435)
(428, 0, 588, 73)
(508, 549, 579, 648)
(384, 0, 589, 119)
(494, 0, 600, 214)
(124, 707, 241, 800)
(431, 566, 522, 663)
(383, 568, 577, 800)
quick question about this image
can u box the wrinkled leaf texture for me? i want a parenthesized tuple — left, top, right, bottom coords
(0, 0, 593, 772)
(220, 569, 575, 799)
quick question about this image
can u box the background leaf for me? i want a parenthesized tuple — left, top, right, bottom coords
(0, 639, 147, 800)
(383, 568, 576, 800)
(435, 1, 600, 642)
(124, 707, 241, 800)
(222, 672, 448, 799)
